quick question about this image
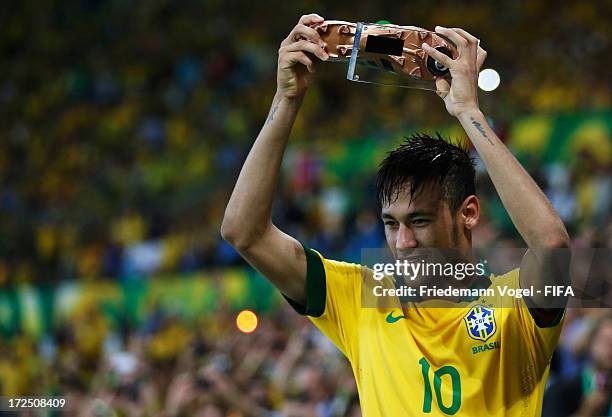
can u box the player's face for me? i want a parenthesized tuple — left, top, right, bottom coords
(381, 183, 464, 258)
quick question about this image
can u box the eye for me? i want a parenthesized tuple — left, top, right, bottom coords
(383, 220, 398, 228)
(412, 218, 431, 227)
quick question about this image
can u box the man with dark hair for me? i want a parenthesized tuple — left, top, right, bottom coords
(376, 133, 476, 250)
(222, 13, 570, 416)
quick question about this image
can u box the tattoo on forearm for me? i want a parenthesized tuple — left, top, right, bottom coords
(470, 116, 495, 146)
(265, 101, 280, 125)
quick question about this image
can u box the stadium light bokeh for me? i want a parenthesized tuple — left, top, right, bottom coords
(236, 310, 258, 333)
(478, 68, 501, 91)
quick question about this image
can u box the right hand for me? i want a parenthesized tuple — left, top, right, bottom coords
(277, 14, 329, 99)
(421, 27, 487, 118)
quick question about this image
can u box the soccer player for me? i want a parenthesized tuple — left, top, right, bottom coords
(221, 13, 570, 416)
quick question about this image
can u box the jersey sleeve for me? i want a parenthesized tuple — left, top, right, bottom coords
(283, 243, 362, 359)
(506, 269, 565, 366)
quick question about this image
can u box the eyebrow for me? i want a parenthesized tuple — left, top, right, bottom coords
(381, 210, 436, 220)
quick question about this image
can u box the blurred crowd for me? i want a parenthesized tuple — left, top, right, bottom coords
(1, 301, 361, 417)
(0, 0, 611, 416)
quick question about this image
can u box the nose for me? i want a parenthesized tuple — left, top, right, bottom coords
(396, 223, 418, 251)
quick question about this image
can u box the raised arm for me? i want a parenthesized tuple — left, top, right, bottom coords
(423, 28, 570, 319)
(220, 14, 329, 305)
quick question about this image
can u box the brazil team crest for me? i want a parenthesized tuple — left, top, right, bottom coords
(464, 305, 496, 342)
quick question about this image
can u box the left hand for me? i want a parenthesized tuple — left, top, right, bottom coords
(422, 27, 487, 118)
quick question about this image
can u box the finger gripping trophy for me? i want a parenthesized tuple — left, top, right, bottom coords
(311, 20, 459, 90)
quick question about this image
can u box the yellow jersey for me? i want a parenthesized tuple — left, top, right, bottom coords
(285, 245, 564, 417)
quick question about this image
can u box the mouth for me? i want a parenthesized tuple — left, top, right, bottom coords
(396, 250, 432, 263)
(397, 255, 428, 263)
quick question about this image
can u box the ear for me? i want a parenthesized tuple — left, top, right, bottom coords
(459, 195, 480, 230)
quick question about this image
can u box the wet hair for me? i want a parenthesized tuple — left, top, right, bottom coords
(376, 133, 476, 212)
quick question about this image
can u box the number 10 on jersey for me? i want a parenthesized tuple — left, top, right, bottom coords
(419, 357, 462, 415)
